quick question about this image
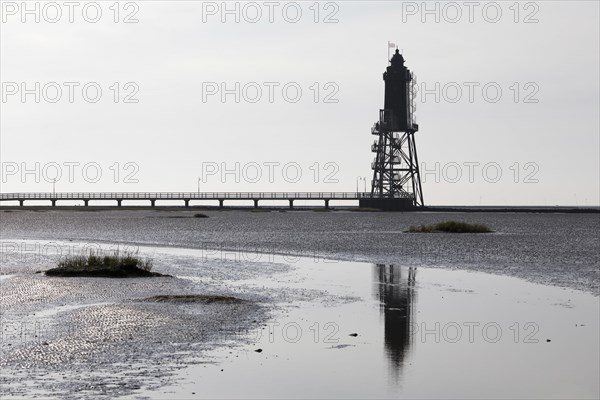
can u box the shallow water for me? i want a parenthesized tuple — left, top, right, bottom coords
(142, 252, 599, 399)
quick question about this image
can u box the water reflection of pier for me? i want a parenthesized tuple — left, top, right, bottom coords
(373, 264, 417, 375)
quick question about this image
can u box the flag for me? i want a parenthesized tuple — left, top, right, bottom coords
(388, 42, 396, 48)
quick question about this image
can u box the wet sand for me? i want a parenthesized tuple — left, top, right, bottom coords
(1, 209, 598, 294)
(0, 274, 264, 398)
(0, 241, 355, 398)
(1, 240, 598, 399)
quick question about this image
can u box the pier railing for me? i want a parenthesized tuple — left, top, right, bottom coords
(0, 192, 393, 200)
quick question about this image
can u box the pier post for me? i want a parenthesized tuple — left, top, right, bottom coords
(219, 199, 224, 209)
(289, 199, 294, 209)
(51, 200, 56, 207)
(117, 199, 122, 207)
(19, 200, 24, 207)
(150, 199, 155, 207)
(254, 199, 259, 208)
(184, 199, 190, 208)
(83, 199, 89, 207)
(325, 199, 329, 209)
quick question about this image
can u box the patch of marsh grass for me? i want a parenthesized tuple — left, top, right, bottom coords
(45, 250, 168, 277)
(408, 221, 492, 233)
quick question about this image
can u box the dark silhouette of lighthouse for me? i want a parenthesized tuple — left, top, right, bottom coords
(361, 49, 424, 210)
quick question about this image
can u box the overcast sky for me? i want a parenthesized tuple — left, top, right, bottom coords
(1, 1, 598, 206)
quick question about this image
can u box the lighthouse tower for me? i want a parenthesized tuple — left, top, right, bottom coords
(361, 49, 424, 210)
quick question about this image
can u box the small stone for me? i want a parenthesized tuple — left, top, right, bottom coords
(255, 349, 263, 353)
(546, 339, 551, 342)
(349, 333, 358, 337)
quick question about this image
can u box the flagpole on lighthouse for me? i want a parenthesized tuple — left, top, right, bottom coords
(387, 41, 397, 64)
(387, 41, 390, 64)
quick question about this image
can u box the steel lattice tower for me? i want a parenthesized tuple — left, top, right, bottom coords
(369, 49, 424, 208)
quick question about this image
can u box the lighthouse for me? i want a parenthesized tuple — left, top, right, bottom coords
(361, 48, 424, 210)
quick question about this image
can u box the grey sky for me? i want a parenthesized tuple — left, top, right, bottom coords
(1, 1, 598, 206)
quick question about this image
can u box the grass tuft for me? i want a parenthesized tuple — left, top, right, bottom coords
(45, 250, 169, 277)
(408, 221, 492, 233)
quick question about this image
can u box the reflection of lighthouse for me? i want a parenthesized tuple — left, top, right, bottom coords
(373, 264, 417, 374)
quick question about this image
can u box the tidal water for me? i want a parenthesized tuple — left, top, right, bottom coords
(150, 255, 599, 399)
(0, 210, 599, 398)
